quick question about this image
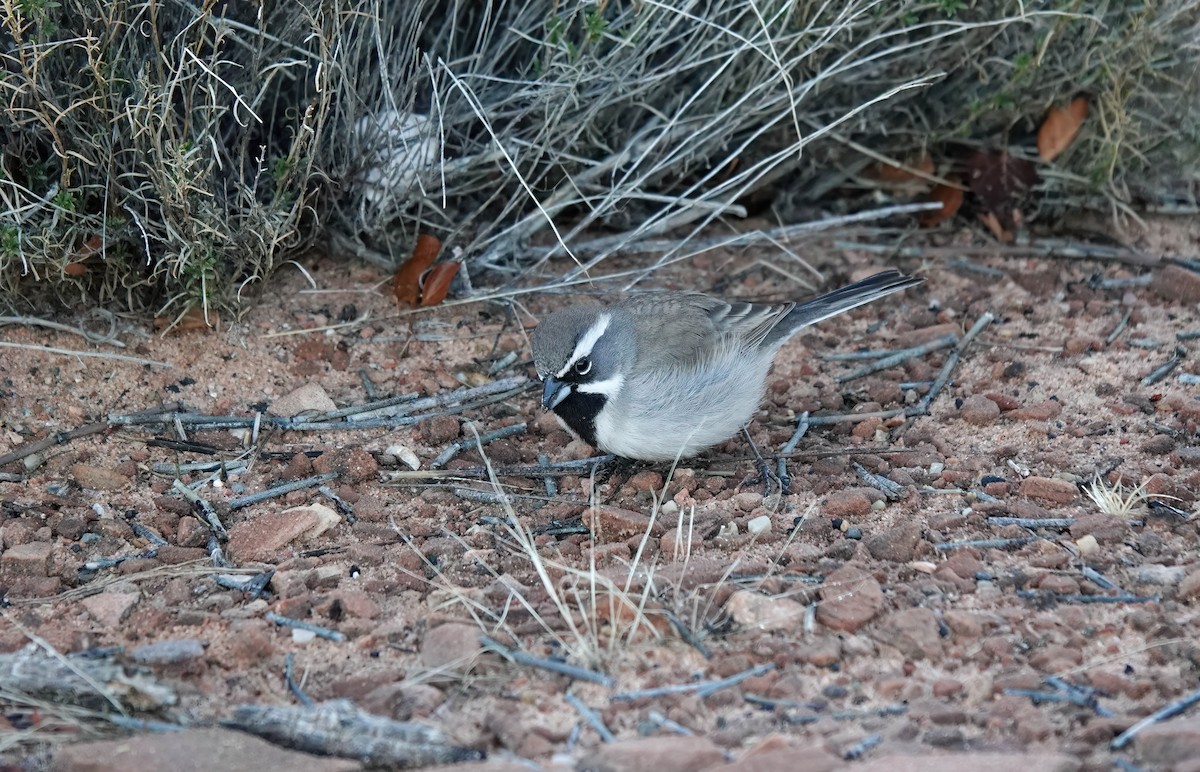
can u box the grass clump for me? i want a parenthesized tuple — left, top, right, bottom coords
(2, 1, 1198, 315)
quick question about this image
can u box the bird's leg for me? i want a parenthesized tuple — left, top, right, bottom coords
(740, 426, 780, 496)
(776, 412, 809, 496)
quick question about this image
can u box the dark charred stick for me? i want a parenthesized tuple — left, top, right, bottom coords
(146, 438, 221, 454)
(804, 407, 908, 426)
(835, 333, 958, 383)
(986, 516, 1076, 529)
(853, 462, 904, 500)
(913, 312, 994, 415)
(947, 258, 1007, 277)
(208, 535, 230, 568)
(0, 421, 109, 468)
(661, 609, 712, 659)
(107, 715, 185, 733)
(127, 519, 168, 547)
(266, 611, 346, 642)
(453, 487, 514, 505)
(1111, 687, 1200, 750)
(229, 473, 338, 510)
(645, 711, 694, 736)
(480, 635, 614, 687)
(1105, 307, 1134, 345)
(284, 653, 314, 707)
(564, 692, 615, 743)
(1141, 345, 1186, 386)
(1177, 330, 1200, 341)
(224, 699, 483, 767)
(172, 480, 227, 538)
(935, 536, 1037, 551)
(538, 454, 558, 497)
(319, 485, 356, 524)
(84, 549, 158, 571)
(1080, 565, 1120, 591)
(430, 423, 528, 469)
(151, 460, 248, 475)
(347, 376, 528, 421)
(291, 385, 533, 430)
(842, 735, 882, 761)
(1016, 590, 1159, 604)
(357, 368, 379, 401)
(487, 351, 519, 375)
(310, 392, 421, 421)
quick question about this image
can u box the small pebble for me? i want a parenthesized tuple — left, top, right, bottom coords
(929, 462, 944, 475)
(292, 629, 317, 644)
(747, 515, 772, 535)
(1075, 534, 1100, 556)
(716, 522, 738, 539)
(845, 527, 863, 540)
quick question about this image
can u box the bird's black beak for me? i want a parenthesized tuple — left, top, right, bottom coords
(541, 376, 571, 409)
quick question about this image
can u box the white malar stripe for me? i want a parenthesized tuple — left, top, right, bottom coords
(555, 313, 611, 378)
(576, 373, 624, 398)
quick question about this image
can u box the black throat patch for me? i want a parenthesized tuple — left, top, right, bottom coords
(552, 390, 606, 447)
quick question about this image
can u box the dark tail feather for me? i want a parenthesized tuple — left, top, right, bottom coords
(767, 270, 922, 347)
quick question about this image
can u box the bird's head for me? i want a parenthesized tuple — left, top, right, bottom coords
(531, 306, 633, 414)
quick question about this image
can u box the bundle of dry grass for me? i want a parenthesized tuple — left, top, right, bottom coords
(1, 0, 1197, 316)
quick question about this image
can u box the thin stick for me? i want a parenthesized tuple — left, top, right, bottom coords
(0, 341, 171, 368)
(319, 485, 356, 524)
(228, 472, 339, 510)
(645, 711, 694, 736)
(0, 422, 109, 468)
(612, 663, 774, 701)
(1111, 687, 1200, 750)
(284, 653, 314, 707)
(265, 611, 346, 642)
(564, 692, 615, 743)
(430, 423, 527, 469)
(913, 312, 994, 415)
(986, 516, 1076, 529)
(480, 635, 614, 687)
(835, 333, 958, 383)
(1141, 346, 1186, 386)
(934, 536, 1037, 551)
(1105, 307, 1134, 345)
(172, 480, 228, 538)
(853, 462, 904, 500)
(1016, 591, 1159, 604)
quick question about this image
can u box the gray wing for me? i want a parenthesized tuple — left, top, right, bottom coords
(617, 292, 793, 372)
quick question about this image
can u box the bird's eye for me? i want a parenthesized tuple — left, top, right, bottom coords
(573, 357, 592, 376)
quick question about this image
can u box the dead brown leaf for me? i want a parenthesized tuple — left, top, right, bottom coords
(419, 261, 460, 307)
(1038, 97, 1089, 162)
(393, 234, 441, 306)
(918, 180, 963, 227)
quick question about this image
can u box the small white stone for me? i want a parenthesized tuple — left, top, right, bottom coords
(746, 515, 772, 535)
(910, 561, 938, 574)
(871, 499, 886, 512)
(660, 500, 679, 515)
(716, 522, 739, 539)
(1075, 534, 1100, 556)
(291, 628, 317, 644)
(929, 462, 945, 475)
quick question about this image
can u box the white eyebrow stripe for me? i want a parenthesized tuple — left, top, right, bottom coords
(576, 373, 624, 397)
(555, 313, 611, 378)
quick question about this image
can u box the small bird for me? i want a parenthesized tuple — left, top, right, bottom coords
(530, 270, 922, 461)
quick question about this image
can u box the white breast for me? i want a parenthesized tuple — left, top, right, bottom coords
(593, 349, 775, 461)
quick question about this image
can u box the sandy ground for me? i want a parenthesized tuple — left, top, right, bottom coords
(2, 219, 1200, 771)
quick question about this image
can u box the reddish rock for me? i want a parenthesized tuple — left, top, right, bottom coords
(1, 541, 53, 576)
(853, 752, 1080, 772)
(579, 736, 723, 772)
(80, 590, 140, 627)
(823, 490, 872, 519)
(1019, 476, 1078, 505)
(1010, 399, 1063, 421)
(816, 566, 885, 633)
(343, 448, 379, 483)
(932, 678, 964, 698)
(626, 470, 663, 492)
(48, 727, 359, 772)
(960, 394, 1001, 425)
(865, 522, 922, 562)
(420, 415, 461, 444)
(226, 507, 323, 562)
(70, 464, 129, 491)
(418, 622, 483, 673)
(725, 590, 806, 632)
(873, 607, 944, 661)
(983, 392, 1020, 411)
(1069, 513, 1130, 544)
(722, 746, 842, 772)
(590, 505, 653, 542)
(1151, 264, 1200, 305)
(269, 383, 337, 417)
(1132, 715, 1200, 765)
